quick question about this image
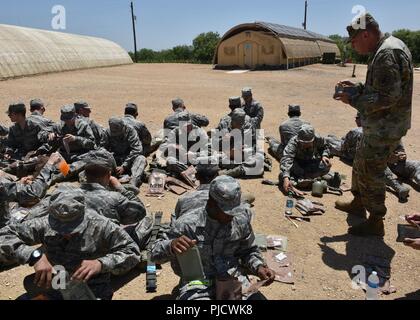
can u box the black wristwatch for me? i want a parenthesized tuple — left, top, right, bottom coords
(28, 249, 43, 267)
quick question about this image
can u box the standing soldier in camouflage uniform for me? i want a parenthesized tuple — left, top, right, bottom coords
(241, 88, 264, 129)
(163, 98, 210, 131)
(151, 176, 275, 300)
(216, 97, 251, 131)
(215, 108, 264, 178)
(0, 188, 141, 300)
(28, 99, 55, 131)
(123, 103, 153, 156)
(0, 153, 61, 228)
(267, 104, 309, 161)
(4, 102, 49, 160)
(281, 125, 331, 192)
(74, 101, 105, 147)
(335, 13, 413, 236)
(101, 118, 147, 188)
(45, 105, 97, 163)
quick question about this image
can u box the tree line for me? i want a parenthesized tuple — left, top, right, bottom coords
(129, 29, 419, 66)
(329, 29, 420, 66)
(129, 32, 221, 64)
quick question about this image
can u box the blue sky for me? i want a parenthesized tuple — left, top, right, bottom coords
(1, 0, 419, 51)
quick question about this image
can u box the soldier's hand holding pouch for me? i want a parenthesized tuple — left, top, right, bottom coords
(171, 235, 197, 255)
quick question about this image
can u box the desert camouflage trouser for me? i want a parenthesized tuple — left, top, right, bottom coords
(352, 135, 401, 217)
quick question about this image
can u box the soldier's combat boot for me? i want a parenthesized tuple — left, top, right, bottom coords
(219, 166, 244, 178)
(387, 179, 410, 203)
(348, 215, 385, 237)
(335, 196, 367, 219)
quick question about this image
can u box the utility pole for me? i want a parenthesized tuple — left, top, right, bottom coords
(302, 0, 308, 30)
(131, 1, 138, 62)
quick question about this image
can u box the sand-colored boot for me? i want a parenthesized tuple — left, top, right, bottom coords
(348, 215, 385, 237)
(335, 196, 367, 219)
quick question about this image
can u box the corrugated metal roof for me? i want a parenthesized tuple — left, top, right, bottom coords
(256, 22, 334, 42)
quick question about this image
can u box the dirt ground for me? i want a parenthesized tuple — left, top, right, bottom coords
(0, 63, 419, 300)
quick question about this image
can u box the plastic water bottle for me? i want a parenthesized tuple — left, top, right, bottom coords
(285, 192, 294, 216)
(366, 271, 380, 300)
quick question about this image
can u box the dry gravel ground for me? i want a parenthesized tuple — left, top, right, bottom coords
(0, 63, 419, 300)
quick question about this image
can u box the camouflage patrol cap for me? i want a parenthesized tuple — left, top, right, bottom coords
(241, 87, 253, 97)
(346, 12, 379, 43)
(109, 117, 125, 136)
(30, 99, 44, 109)
(84, 149, 117, 171)
(125, 103, 138, 113)
(288, 104, 301, 113)
(231, 108, 246, 126)
(172, 98, 184, 108)
(74, 101, 91, 112)
(48, 188, 87, 235)
(209, 175, 241, 216)
(297, 124, 315, 143)
(60, 105, 76, 121)
(229, 97, 242, 108)
(7, 102, 26, 114)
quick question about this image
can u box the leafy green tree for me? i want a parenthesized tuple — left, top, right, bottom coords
(172, 45, 194, 62)
(192, 32, 221, 63)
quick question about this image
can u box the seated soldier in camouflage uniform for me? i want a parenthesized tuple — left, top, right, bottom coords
(27, 99, 56, 131)
(385, 142, 418, 202)
(171, 160, 220, 226)
(0, 188, 141, 300)
(44, 105, 97, 164)
(123, 103, 153, 156)
(171, 159, 256, 227)
(0, 124, 8, 136)
(241, 88, 264, 129)
(0, 123, 8, 155)
(4, 102, 50, 160)
(163, 112, 209, 176)
(151, 176, 275, 300)
(0, 153, 61, 228)
(74, 101, 105, 147)
(216, 97, 251, 131)
(326, 113, 363, 164)
(267, 104, 309, 161)
(281, 124, 332, 192)
(163, 98, 209, 132)
(101, 118, 147, 188)
(213, 108, 264, 178)
(24, 150, 152, 251)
